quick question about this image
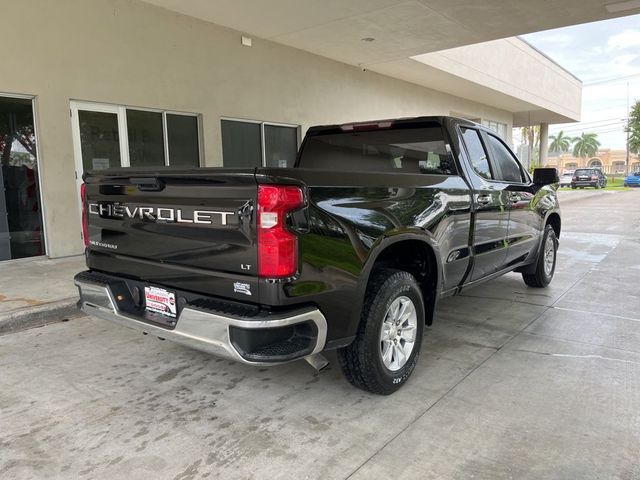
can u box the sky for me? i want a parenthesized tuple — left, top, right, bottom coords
(522, 14, 640, 150)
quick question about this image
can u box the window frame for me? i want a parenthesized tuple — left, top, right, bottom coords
(458, 126, 495, 181)
(481, 131, 530, 185)
(220, 117, 300, 168)
(70, 100, 203, 169)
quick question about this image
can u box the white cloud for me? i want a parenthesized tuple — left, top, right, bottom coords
(608, 30, 640, 49)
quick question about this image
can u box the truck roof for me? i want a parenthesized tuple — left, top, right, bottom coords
(305, 115, 482, 136)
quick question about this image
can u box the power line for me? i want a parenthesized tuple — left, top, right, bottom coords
(584, 73, 640, 86)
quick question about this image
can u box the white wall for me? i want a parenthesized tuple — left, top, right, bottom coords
(0, 0, 513, 258)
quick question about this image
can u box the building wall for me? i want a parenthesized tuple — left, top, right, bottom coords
(547, 150, 640, 174)
(0, 0, 513, 258)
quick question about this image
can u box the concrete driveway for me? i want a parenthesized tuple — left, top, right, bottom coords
(2, 190, 639, 480)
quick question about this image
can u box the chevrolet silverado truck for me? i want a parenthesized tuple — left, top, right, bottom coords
(75, 116, 560, 394)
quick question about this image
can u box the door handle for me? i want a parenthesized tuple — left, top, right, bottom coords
(508, 192, 521, 203)
(476, 194, 492, 205)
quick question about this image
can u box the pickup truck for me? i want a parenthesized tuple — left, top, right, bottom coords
(75, 116, 560, 395)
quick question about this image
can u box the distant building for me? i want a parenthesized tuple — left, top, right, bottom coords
(546, 149, 640, 174)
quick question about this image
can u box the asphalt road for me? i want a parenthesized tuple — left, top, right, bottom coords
(2, 189, 639, 480)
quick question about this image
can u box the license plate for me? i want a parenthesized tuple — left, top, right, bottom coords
(144, 286, 177, 318)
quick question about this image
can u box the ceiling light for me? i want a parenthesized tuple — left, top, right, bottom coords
(605, 0, 640, 13)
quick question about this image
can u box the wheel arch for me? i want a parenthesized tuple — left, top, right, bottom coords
(350, 233, 443, 332)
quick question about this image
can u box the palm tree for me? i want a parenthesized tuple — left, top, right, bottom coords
(572, 132, 600, 158)
(548, 130, 571, 154)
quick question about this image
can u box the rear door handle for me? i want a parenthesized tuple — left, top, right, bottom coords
(508, 192, 521, 203)
(476, 194, 492, 205)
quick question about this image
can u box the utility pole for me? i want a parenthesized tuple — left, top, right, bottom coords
(626, 82, 630, 175)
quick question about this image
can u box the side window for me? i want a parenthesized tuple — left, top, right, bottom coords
(486, 134, 525, 183)
(460, 127, 492, 179)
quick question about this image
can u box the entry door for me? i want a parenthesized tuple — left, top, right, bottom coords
(70, 102, 129, 202)
(458, 127, 510, 281)
(0, 95, 46, 260)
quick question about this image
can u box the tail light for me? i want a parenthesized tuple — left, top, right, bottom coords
(591, 175, 598, 180)
(257, 185, 304, 278)
(80, 183, 89, 247)
(572, 176, 577, 181)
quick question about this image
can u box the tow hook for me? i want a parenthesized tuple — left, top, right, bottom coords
(304, 353, 329, 371)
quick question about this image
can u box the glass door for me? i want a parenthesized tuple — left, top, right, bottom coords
(0, 96, 45, 260)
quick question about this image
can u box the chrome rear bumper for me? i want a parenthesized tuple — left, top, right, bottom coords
(74, 273, 327, 366)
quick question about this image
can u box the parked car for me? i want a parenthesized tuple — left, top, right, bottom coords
(571, 168, 607, 189)
(624, 171, 640, 187)
(559, 172, 573, 187)
(75, 116, 561, 395)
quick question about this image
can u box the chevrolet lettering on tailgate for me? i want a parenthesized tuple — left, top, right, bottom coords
(88, 203, 234, 225)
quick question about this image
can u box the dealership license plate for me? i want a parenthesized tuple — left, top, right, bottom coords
(144, 286, 177, 318)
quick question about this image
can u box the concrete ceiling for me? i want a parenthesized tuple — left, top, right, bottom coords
(141, 0, 640, 66)
(140, 0, 640, 123)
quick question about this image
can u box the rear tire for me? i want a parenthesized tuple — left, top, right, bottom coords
(338, 269, 424, 395)
(522, 225, 557, 288)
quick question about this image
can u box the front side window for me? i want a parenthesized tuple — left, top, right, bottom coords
(486, 134, 524, 183)
(460, 127, 492, 179)
(300, 125, 455, 175)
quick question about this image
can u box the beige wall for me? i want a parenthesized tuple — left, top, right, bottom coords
(1, 0, 513, 258)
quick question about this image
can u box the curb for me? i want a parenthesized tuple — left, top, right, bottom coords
(0, 298, 84, 336)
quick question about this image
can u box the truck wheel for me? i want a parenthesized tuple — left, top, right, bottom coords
(338, 269, 424, 395)
(522, 225, 557, 288)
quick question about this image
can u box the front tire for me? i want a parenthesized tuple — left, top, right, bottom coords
(522, 225, 558, 288)
(338, 269, 425, 395)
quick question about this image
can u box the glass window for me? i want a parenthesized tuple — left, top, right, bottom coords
(0, 97, 45, 260)
(78, 111, 121, 171)
(221, 119, 299, 168)
(221, 120, 262, 168)
(300, 126, 455, 174)
(486, 134, 524, 183)
(167, 114, 199, 167)
(264, 124, 297, 168)
(461, 127, 492, 179)
(126, 110, 164, 167)
(482, 119, 508, 140)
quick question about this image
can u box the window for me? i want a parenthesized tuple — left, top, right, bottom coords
(221, 119, 298, 168)
(299, 126, 455, 175)
(482, 119, 508, 140)
(126, 110, 164, 167)
(486, 134, 524, 183)
(461, 127, 492, 179)
(72, 101, 201, 172)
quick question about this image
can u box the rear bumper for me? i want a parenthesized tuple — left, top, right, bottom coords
(571, 181, 598, 187)
(74, 271, 327, 365)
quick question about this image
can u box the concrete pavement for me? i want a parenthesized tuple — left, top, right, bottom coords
(0, 256, 85, 334)
(1, 190, 639, 479)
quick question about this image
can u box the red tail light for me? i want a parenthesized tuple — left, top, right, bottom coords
(257, 185, 304, 278)
(80, 183, 89, 247)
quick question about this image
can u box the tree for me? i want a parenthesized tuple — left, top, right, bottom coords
(627, 100, 640, 155)
(549, 130, 571, 154)
(572, 132, 600, 158)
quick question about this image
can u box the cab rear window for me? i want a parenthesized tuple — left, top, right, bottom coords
(299, 126, 456, 175)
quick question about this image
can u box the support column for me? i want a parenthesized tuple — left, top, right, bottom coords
(539, 122, 549, 167)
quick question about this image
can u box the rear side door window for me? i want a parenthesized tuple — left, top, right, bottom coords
(460, 127, 492, 180)
(484, 134, 526, 183)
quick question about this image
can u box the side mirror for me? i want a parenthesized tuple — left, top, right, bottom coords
(533, 168, 559, 185)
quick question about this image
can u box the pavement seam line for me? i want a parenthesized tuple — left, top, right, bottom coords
(343, 249, 597, 479)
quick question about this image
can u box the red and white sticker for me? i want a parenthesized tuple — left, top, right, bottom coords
(144, 286, 177, 318)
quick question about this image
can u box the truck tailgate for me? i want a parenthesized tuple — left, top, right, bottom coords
(84, 170, 259, 301)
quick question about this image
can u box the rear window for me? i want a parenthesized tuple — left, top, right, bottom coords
(299, 126, 456, 175)
(574, 169, 594, 175)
